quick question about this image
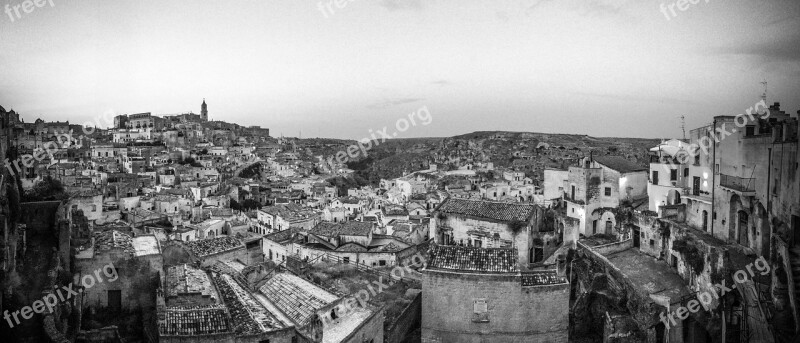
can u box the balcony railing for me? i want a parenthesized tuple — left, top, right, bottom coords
(719, 174, 755, 193)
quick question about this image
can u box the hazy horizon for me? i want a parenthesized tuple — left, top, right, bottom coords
(2, 0, 799, 140)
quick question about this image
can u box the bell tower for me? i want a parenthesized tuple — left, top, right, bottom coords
(201, 98, 208, 121)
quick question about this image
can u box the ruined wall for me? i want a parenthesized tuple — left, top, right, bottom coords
(386, 293, 421, 343)
(199, 247, 247, 267)
(75, 254, 159, 312)
(337, 307, 384, 343)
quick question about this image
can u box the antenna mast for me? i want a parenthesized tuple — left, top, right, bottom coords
(680, 115, 686, 140)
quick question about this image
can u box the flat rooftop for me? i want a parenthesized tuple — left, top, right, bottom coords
(322, 305, 375, 343)
(602, 248, 691, 304)
(132, 235, 160, 256)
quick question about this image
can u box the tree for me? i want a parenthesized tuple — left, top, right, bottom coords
(23, 176, 69, 202)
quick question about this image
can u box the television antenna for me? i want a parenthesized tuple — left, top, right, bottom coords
(680, 115, 686, 140)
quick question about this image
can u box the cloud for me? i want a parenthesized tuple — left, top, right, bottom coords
(378, 0, 423, 11)
(525, 0, 555, 15)
(763, 14, 799, 27)
(431, 80, 451, 86)
(571, 91, 702, 105)
(496, 11, 510, 23)
(525, 0, 637, 21)
(705, 31, 800, 63)
(367, 97, 424, 109)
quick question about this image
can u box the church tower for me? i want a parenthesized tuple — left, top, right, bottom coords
(201, 98, 208, 121)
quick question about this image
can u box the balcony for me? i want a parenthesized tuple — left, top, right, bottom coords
(719, 174, 756, 195)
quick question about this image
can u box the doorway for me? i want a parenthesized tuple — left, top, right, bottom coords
(108, 290, 122, 312)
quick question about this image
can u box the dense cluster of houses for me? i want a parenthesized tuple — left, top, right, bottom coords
(2, 97, 800, 343)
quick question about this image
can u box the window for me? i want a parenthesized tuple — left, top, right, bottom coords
(652, 171, 659, 185)
(604, 187, 611, 196)
(670, 169, 678, 181)
(379, 260, 386, 266)
(107, 290, 122, 312)
(683, 168, 689, 177)
(650, 239, 655, 246)
(745, 126, 755, 137)
(694, 155, 700, 166)
(533, 247, 544, 262)
(472, 299, 489, 322)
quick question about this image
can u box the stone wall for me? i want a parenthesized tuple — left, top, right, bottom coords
(386, 292, 421, 343)
(421, 270, 569, 343)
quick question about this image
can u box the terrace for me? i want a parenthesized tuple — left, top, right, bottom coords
(719, 174, 756, 195)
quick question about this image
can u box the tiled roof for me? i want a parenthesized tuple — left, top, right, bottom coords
(159, 306, 231, 336)
(437, 198, 536, 223)
(185, 237, 244, 258)
(520, 271, 569, 286)
(264, 228, 298, 244)
(427, 245, 518, 274)
(369, 242, 403, 252)
(336, 242, 368, 252)
(593, 156, 646, 173)
(213, 274, 285, 334)
(338, 196, 361, 204)
(259, 273, 339, 326)
(310, 221, 372, 238)
(382, 204, 408, 216)
(166, 264, 215, 298)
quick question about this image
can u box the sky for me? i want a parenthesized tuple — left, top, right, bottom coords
(1, 0, 799, 140)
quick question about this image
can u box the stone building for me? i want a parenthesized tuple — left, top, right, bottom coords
(74, 230, 163, 312)
(421, 245, 569, 342)
(431, 198, 569, 267)
(562, 155, 648, 237)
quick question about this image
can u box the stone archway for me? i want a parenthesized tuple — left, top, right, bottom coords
(667, 189, 682, 205)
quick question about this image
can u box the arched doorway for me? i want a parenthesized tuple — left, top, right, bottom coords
(728, 194, 741, 242)
(702, 210, 709, 231)
(738, 210, 749, 246)
(667, 189, 682, 205)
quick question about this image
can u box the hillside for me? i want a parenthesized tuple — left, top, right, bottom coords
(297, 131, 662, 185)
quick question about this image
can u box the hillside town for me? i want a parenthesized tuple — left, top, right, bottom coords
(0, 92, 798, 343)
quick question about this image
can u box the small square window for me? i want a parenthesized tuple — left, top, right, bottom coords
(472, 299, 489, 322)
(604, 187, 611, 196)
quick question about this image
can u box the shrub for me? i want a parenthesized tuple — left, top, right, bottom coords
(508, 220, 527, 235)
